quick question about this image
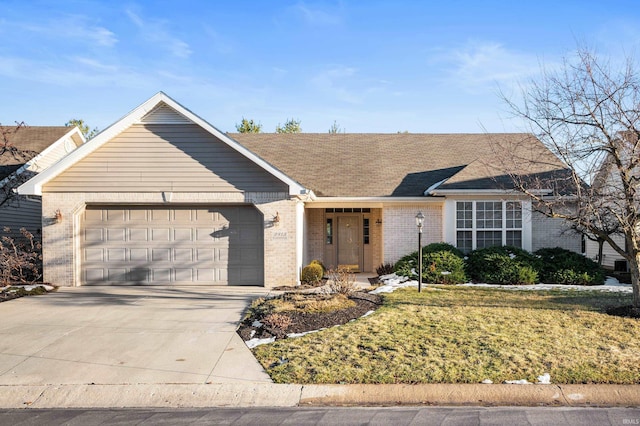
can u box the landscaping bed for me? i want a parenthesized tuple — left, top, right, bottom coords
(238, 291, 382, 341)
(250, 286, 640, 384)
(0, 284, 55, 302)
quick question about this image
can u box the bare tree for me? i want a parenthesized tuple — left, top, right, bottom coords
(0, 122, 34, 208)
(498, 48, 640, 307)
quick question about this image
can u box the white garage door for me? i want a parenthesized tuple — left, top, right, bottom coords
(81, 205, 264, 286)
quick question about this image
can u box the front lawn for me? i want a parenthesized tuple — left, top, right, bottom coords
(252, 286, 640, 384)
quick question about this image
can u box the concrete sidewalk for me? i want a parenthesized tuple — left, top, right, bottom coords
(1, 383, 639, 408)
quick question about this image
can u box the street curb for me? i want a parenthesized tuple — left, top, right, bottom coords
(1, 384, 639, 408)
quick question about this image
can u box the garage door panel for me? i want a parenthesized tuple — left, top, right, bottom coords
(82, 205, 264, 286)
(107, 209, 125, 222)
(129, 228, 148, 241)
(174, 248, 193, 262)
(129, 208, 148, 221)
(107, 229, 125, 241)
(152, 228, 170, 241)
(130, 249, 148, 261)
(107, 248, 126, 262)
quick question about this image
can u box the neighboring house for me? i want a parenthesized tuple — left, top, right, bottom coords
(18, 92, 580, 288)
(0, 126, 85, 238)
(583, 137, 635, 272)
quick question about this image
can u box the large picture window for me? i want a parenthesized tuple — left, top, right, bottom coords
(456, 201, 523, 253)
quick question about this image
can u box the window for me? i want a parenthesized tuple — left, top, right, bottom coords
(455, 201, 523, 253)
(326, 218, 333, 244)
(363, 218, 370, 244)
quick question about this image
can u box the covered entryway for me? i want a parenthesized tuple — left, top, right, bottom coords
(81, 205, 264, 286)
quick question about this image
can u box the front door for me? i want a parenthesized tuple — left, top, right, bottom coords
(337, 215, 361, 272)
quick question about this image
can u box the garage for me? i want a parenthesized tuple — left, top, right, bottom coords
(81, 205, 264, 286)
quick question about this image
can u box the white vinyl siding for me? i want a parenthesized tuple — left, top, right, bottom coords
(44, 124, 288, 193)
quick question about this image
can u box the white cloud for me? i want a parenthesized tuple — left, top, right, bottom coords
(434, 41, 544, 93)
(13, 15, 117, 48)
(293, 1, 343, 26)
(311, 66, 362, 104)
(125, 9, 192, 59)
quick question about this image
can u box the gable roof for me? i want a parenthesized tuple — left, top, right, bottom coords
(0, 126, 83, 181)
(231, 133, 568, 197)
(18, 92, 306, 196)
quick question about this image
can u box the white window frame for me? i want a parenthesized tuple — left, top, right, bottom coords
(454, 200, 524, 252)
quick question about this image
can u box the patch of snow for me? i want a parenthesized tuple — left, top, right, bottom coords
(504, 379, 531, 385)
(361, 310, 375, 317)
(249, 330, 256, 339)
(509, 253, 516, 259)
(252, 320, 263, 328)
(245, 337, 275, 349)
(537, 373, 551, 384)
(375, 272, 634, 294)
(441, 271, 451, 275)
(370, 273, 418, 294)
(481, 379, 493, 384)
(287, 328, 325, 339)
(458, 281, 632, 293)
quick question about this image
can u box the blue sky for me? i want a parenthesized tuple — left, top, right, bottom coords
(1, 1, 639, 133)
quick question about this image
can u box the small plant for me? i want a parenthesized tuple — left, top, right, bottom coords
(262, 313, 293, 331)
(466, 246, 539, 285)
(301, 263, 324, 284)
(534, 247, 605, 285)
(309, 259, 327, 275)
(328, 267, 358, 295)
(375, 262, 395, 276)
(0, 227, 43, 285)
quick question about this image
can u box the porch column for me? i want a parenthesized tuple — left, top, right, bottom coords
(296, 200, 305, 285)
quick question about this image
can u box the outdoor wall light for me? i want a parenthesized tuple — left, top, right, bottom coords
(375, 218, 382, 225)
(415, 211, 425, 293)
(273, 212, 280, 226)
(55, 209, 63, 224)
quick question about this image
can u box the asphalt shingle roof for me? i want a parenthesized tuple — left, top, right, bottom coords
(231, 133, 567, 197)
(0, 126, 70, 180)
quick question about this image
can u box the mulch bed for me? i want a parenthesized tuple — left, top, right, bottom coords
(0, 284, 55, 303)
(606, 305, 640, 319)
(237, 291, 383, 341)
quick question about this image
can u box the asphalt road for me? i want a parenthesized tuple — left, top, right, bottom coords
(2, 406, 640, 425)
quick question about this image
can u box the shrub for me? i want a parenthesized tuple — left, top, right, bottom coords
(301, 263, 324, 284)
(423, 242, 465, 258)
(394, 243, 467, 284)
(375, 262, 395, 276)
(262, 313, 293, 331)
(466, 245, 539, 285)
(534, 247, 605, 285)
(309, 259, 326, 275)
(0, 227, 43, 285)
(328, 267, 358, 295)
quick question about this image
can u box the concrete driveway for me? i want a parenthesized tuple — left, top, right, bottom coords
(0, 286, 273, 385)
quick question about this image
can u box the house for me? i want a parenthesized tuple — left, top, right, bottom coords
(0, 126, 85, 239)
(583, 135, 636, 272)
(18, 92, 580, 288)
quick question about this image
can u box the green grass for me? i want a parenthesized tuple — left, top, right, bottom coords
(252, 287, 640, 384)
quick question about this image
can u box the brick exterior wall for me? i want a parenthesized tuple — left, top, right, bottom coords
(41, 191, 298, 288)
(305, 208, 324, 263)
(383, 204, 442, 263)
(531, 211, 582, 253)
